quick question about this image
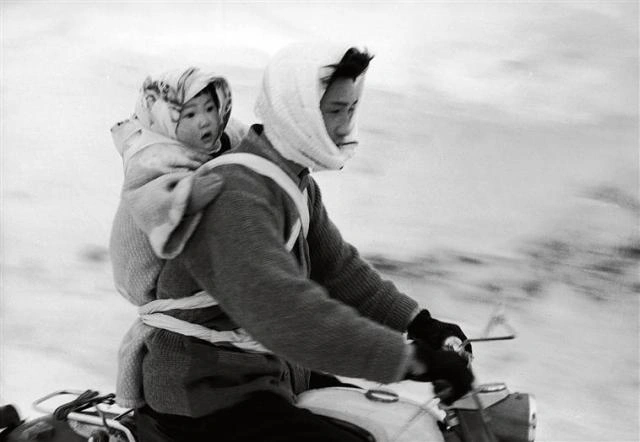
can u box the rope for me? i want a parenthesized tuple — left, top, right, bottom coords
(53, 390, 115, 421)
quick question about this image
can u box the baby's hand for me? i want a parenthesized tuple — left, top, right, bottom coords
(186, 167, 224, 215)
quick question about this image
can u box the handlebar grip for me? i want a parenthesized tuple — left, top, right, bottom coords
(442, 336, 463, 352)
(432, 380, 455, 402)
(442, 336, 474, 365)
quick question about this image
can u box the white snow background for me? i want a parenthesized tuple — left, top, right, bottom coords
(1, 1, 638, 440)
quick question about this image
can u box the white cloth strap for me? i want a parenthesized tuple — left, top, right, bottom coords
(140, 312, 270, 353)
(204, 152, 310, 240)
(286, 219, 303, 251)
(140, 153, 308, 353)
(139, 291, 218, 315)
(139, 291, 270, 353)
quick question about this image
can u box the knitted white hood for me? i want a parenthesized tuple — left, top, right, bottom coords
(255, 43, 365, 171)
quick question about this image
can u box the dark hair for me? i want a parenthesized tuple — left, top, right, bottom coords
(322, 47, 374, 87)
(195, 84, 220, 110)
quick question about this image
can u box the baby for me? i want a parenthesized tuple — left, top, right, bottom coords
(110, 67, 247, 306)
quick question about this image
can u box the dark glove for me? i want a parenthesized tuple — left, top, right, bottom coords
(406, 340, 474, 404)
(407, 309, 472, 354)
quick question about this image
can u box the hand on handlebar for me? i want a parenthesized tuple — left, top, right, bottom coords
(405, 339, 474, 404)
(407, 309, 473, 354)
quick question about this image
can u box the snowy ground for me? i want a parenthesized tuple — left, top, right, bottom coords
(1, 2, 638, 441)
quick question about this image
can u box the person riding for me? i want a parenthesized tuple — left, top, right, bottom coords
(114, 43, 474, 442)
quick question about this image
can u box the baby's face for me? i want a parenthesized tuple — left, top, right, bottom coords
(176, 91, 221, 152)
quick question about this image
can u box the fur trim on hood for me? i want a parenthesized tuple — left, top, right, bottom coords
(255, 43, 366, 171)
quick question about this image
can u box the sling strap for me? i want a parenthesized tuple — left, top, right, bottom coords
(140, 153, 310, 353)
(204, 152, 310, 244)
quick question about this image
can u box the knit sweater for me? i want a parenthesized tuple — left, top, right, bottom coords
(138, 126, 418, 417)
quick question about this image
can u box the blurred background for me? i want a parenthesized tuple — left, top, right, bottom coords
(1, 1, 638, 440)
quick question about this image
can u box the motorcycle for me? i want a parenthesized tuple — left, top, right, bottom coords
(0, 310, 536, 442)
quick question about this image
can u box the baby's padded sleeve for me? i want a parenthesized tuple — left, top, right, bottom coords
(122, 143, 212, 259)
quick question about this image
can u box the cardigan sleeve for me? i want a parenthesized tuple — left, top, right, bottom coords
(179, 177, 412, 384)
(306, 179, 419, 332)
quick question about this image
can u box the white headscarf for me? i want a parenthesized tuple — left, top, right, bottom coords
(134, 67, 232, 153)
(255, 43, 366, 171)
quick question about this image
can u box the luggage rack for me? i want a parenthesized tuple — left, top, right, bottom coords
(32, 390, 136, 442)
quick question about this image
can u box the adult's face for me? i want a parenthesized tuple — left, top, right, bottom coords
(320, 77, 364, 148)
